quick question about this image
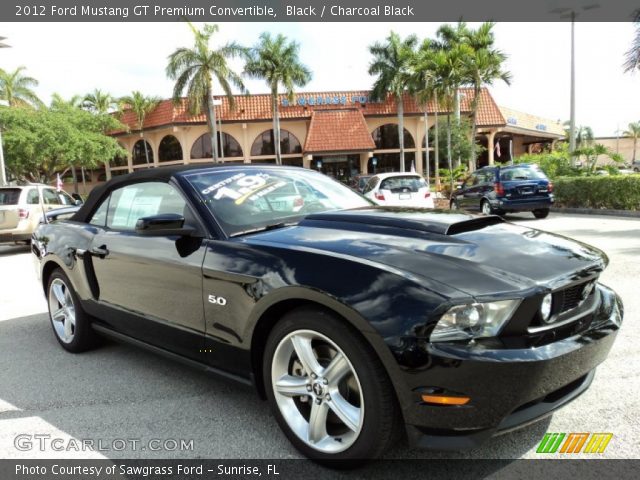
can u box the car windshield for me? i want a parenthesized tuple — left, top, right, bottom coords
(500, 166, 548, 181)
(379, 176, 427, 193)
(0, 188, 21, 205)
(184, 168, 372, 236)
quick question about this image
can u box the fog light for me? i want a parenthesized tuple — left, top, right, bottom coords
(421, 394, 470, 406)
(540, 293, 553, 323)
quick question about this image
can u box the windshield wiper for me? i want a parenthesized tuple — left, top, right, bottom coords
(230, 221, 297, 238)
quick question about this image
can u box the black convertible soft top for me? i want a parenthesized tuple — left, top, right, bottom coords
(71, 164, 301, 223)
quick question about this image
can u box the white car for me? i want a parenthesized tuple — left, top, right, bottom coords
(0, 185, 78, 244)
(362, 173, 435, 209)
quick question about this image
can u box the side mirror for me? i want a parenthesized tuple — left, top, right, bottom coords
(74, 199, 83, 206)
(135, 213, 194, 237)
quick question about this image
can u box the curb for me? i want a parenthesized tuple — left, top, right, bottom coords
(551, 207, 640, 218)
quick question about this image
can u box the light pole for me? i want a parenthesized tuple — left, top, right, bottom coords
(0, 37, 10, 185)
(549, 2, 600, 164)
(0, 100, 8, 186)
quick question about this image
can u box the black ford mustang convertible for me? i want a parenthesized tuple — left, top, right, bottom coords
(32, 165, 623, 461)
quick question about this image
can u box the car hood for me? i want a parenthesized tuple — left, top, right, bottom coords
(242, 208, 607, 298)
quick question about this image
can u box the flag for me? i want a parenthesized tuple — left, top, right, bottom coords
(494, 140, 501, 158)
(410, 160, 416, 173)
(56, 173, 63, 192)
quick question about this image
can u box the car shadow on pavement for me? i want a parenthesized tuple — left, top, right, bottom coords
(0, 313, 548, 462)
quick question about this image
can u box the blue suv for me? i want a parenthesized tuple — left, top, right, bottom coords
(451, 164, 554, 218)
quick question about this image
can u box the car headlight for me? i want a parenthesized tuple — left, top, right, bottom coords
(430, 299, 521, 342)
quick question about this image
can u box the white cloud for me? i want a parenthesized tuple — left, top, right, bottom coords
(0, 21, 637, 136)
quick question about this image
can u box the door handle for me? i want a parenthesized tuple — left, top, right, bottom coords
(90, 245, 109, 258)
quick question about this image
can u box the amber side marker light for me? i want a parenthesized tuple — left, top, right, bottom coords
(422, 394, 470, 406)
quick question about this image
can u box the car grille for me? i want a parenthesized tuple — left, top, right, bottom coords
(552, 281, 591, 315)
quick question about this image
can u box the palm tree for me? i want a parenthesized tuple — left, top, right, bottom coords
(624, 10, 640, 73)
(166, 22, 247, 163)
(119, 91, 160, 165)
(462, 22, 512, 170)
(368, 31, 418, 172)
(83, 89, 116, 114)
(624, 121, 640, 162)
(50, 93, 83, 109)
(245, 32, 311, 165)
(0, 66, 43, 108)
(409, 38, 439, 184)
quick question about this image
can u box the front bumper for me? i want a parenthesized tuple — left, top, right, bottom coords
(402, 284, 622, 450)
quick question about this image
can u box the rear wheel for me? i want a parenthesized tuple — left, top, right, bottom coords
(533, 208, 550, 219)
(263, 308, 399, 462)
(481, 199, 493, 215)
(47, 269, 99, 353)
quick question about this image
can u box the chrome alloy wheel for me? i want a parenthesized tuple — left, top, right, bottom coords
(271, 329, 364, 453)
(48, 278, 76, 344)
(482, 200, 492, 215)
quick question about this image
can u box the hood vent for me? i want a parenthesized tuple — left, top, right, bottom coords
(302, 209, 504, 236)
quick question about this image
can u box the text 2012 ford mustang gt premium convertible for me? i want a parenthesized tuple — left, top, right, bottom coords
(32, 165, 623, 461)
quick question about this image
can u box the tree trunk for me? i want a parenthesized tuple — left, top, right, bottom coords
(142, 133, 150, 165)
(634, 137, 637, 162)
(398, 98, 405, 172)
(454, 88, 461, 168)
(272, 88, 282, 165)
(469, 85, 480, 172)
(434, 92, 440, 192)
(71, 166, 78, 194)
(424, 103, 429, 181)
(206, 91, 219, 163)
(447, 113, 454, 196)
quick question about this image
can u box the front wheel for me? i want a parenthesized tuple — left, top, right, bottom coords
(533, 208, 550, 219)
(263, 308, 399, 462)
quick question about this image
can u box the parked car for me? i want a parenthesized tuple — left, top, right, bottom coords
(33, 165, 622, 462)
(363, 172, 435, 209)
(632, 161, 640, 173)
(451, 164, 553, 218)
(0, 185, 79, 244)
(350, 174, 373, 193)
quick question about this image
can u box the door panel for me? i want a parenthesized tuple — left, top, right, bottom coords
(86, 181, 208, 360)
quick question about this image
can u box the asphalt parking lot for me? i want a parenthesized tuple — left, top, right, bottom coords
(0, 213, 638, 463)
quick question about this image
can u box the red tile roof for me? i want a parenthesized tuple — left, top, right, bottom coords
(112, 88, 505, 134)
(303, 109, 376, 153)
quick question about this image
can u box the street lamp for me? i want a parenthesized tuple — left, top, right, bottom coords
(0, 100, 8, 186)
(549, 2, 600, 164)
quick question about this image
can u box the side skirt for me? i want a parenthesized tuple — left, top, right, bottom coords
(92, 324, 255, 389)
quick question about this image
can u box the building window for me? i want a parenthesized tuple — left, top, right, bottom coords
(132, 140, 153, 165)
(250, 129, 302, 156)
(158, 135, 183, 162)
(191, 132, 243, 159)
(372, 124, 415, 150)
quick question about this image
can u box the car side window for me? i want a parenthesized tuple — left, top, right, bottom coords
(89, 196, 110, 227)
(57, 191, 76, 205)
(363, 177, 378, 194)
(464, 175, 478, 187)
(106, 182, 187, 231)
(42, 189, 61, 205)
(26, 189, 40, 205)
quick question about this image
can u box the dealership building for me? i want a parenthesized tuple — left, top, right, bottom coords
(104, 88, 565, 185)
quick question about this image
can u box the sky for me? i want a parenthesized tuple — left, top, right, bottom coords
(0, 21, 637, 136)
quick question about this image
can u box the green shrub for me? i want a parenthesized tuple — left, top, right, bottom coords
(554, 175, 640, 210)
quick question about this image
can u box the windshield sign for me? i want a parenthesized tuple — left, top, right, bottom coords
(185, 168, 371, 236)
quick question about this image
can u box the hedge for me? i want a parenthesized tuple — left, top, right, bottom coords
(554, 175, 640, 210)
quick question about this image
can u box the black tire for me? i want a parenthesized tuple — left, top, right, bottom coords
(533, 208, 550, 219)
(481, 199, 493, 215)
(263, 307, 400, 463)
(46, 268, 100, 353)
